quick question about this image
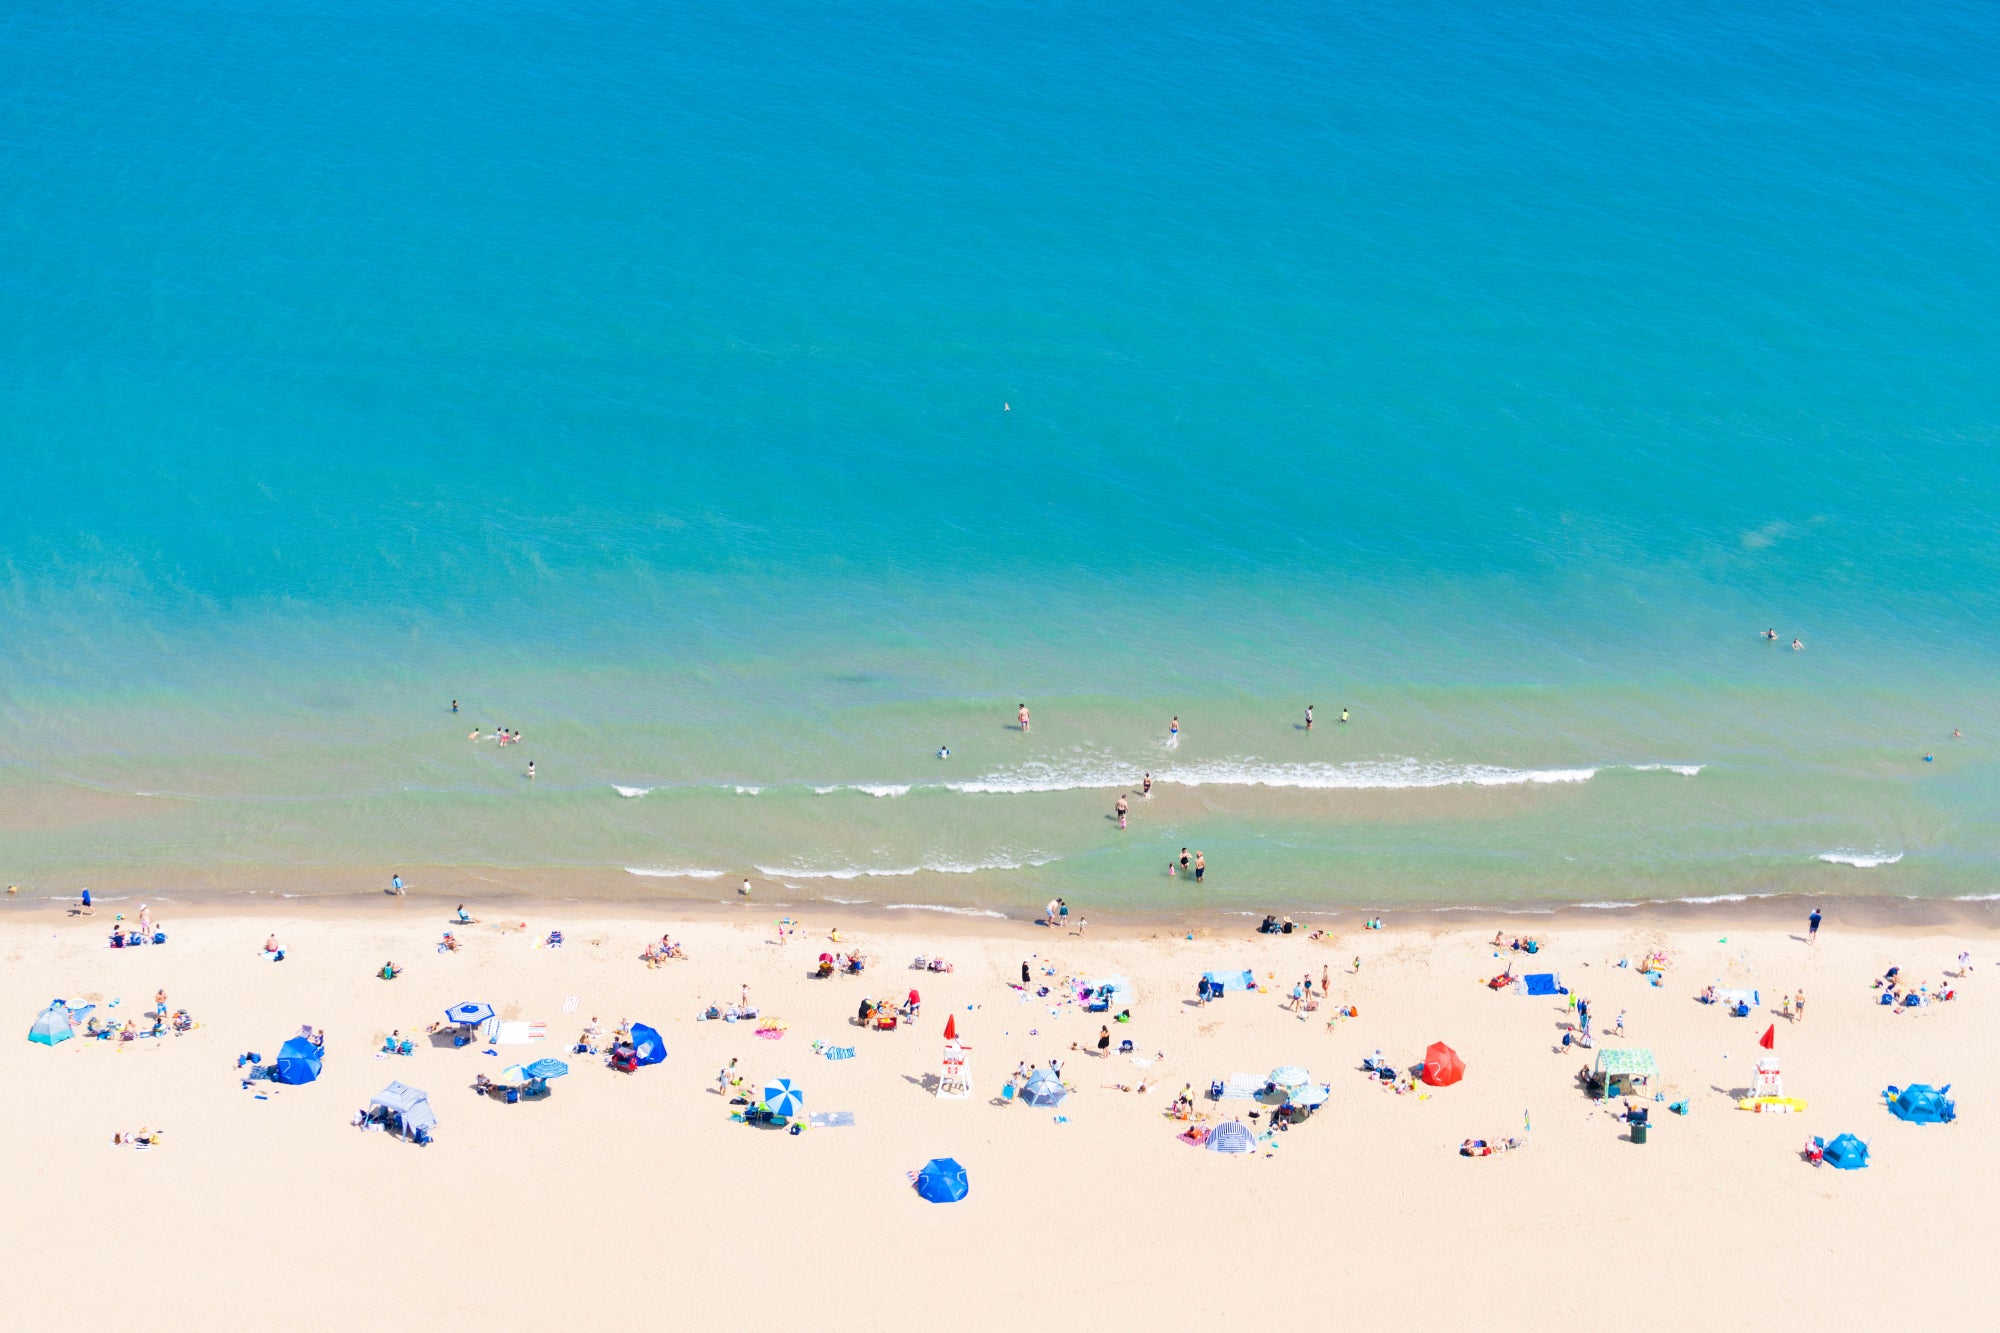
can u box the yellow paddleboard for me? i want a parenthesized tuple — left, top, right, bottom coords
(1737, 1096, 1807, 1113)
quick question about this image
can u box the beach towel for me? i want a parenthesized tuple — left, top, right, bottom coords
(1522, 973, 1563, 997)
(1218, 1073, 1262, 1100)
(824, 1045, 856, 1060)
(562, 996, 578, 1014)
(494, 1021, 545, 1045)
(808, 1111, 856, 1129)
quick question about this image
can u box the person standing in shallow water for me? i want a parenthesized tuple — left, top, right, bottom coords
(1193, 851, 1205, 883)
(1141, 772, 1153, 797)
(1017, 703, 1030, 733)
(1115, 794, 1128, 829)
(1305, 704, 1314, 732)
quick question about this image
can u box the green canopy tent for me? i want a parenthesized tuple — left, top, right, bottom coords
(1591, 1047, 1660, 1100)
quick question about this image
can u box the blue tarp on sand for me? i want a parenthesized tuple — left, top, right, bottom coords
(1522, 973, 1564, 996)
(1201, 970, 1255, 993)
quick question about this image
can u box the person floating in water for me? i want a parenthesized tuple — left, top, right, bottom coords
(1305, 704, 1314, 732)
(937, 745, 950, 760)
(1018, 703, 1030, 734)
(1792, 638, 1805, 651)
(1763, 628, 1777, 641)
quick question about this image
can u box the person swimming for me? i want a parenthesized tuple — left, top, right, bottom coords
(937, 745, 949, 759)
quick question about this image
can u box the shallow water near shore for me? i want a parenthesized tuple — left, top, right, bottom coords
(4, 2, 1998, 910)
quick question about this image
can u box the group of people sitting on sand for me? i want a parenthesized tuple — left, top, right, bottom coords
(641, 934, 686, 967)
(1490, 931, 1541, 953)
(1874, 965, 1955, 1011)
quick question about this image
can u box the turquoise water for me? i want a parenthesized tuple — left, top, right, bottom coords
(4, 1, 1998, 909)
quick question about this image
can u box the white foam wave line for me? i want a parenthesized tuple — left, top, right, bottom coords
(623, 866, 727, 880)
(1817, 851, 1904, 868)
(946, 759, 1601, 795)
(1630, 764, 1704, 777)
(612, 785, 653, 798)
(753, 856, 1055, 881)
(734, 786, 762, 796)
(821, 895, 873, 905)
(810, 783, 912, 797)
(1949, 893, 2000, 902)
(884, 903, 1010, 918)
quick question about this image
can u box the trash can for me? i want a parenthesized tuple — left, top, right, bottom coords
(1632, 1122, 1649, 1144)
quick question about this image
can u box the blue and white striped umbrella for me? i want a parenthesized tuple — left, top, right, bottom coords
(445, 1001, 494, 1028)
(1268, 1066, 1312, 1091)
(523, 1058, 569, 1080)
(763, 1078, 805, 1116)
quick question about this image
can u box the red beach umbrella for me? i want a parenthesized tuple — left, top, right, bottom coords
(1758, 1024, 1775, 1050)
(943, 1014, 958, 1041)
(1422, 1041, 1465, 1087)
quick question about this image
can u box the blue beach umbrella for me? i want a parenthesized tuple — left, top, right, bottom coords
(1824, 1134, 1870, 1170)
(763, 1078, 805, 1116)
(630, 1023, 667, 1066)
(1268, 1067, 1311, 1092)
(273, 1036, 323, 1085)
(523, 1058, 569, 1081)
(915, 1158, 969, 1203)
(445, 1001, 494, 1028)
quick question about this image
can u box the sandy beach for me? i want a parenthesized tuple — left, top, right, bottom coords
(2, 892, 1991, 1329)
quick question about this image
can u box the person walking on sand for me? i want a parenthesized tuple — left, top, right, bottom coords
(1045, 898, 1060, 927)
(1097, 1025, 1111, 1056)
(1794, 988, 1806, 1022)
(1808, 906, 1822, 943)
(1018, 703, 1031, 734)
(1321, 964, 1330, 994)
(1305, 704, 1314, 732)
(1021, 960, 1031, 985)
(1116, 794, 1129, 829)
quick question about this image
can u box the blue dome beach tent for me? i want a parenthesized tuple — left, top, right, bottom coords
(630, 1023, 667, 1066)
(915, 1157, 968, 1203)
(273, 1036, 323, 1085)
(29, 1003, 76, 1046)
(1823, 1134, 1870, 1170)
(1020, 1071, 1067, 1108)
(1885, 1084, 1955, 1124)
(1206, 1120, 1256, 1153)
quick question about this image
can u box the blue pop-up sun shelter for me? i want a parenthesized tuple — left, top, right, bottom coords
(1885, 1084, 1956, 1124)
(29, 1003, 76, 1046)
(1201, 970, 1254, 995)
(630, 1023, 667, 1066)
(1020, 1072, 1067, 1108)
(915, 1157, 968, 1203)
(273, 1036, 323, 1085)
(1823, 1134, 1870, 1170)
(1206, 1120, 1257, 1153)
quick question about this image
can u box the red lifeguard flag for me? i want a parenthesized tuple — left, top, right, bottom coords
(1758, 1024, 1775, 1050)
(943, 1014, 958, 1041)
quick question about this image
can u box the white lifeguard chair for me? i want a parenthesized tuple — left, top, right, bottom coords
(1752, 1057, 1783, 1099)
(937, 1039, 971, 1099)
